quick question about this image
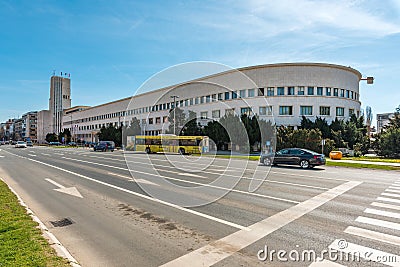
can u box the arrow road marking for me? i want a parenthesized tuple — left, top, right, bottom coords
(45, 178, 83, 198)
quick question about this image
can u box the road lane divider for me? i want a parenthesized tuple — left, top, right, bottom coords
(107, 172, 159, 186)
(62, 157, 301, 204)
(71, 154, 330, 191)
(162, 181, 361, 267)
(3, 150, 248, 230)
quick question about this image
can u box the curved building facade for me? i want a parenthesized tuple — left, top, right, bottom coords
(61, 63, 363, 142)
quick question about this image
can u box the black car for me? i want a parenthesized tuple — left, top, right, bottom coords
(260, 148, 326, 169)
(94, 141, 115, 152)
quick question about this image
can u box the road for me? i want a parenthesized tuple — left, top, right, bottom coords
(0, 146, 399, 266)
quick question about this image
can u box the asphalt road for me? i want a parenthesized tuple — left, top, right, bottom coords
(0, 146, 399, 267)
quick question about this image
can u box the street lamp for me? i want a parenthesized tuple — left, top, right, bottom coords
(170, 95, 179, 135)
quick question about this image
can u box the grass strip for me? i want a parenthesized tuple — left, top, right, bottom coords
(341, 157, 400, 163)
(0, 180, 70, 267)
(326, 161, 400, 171)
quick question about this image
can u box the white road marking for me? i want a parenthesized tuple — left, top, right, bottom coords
(382, 192, 400, 198)
(4, 150, 247, 230)
(29, 151, 35, 153)
(329, 239, 400, 267)
(107, 172, 159, 186)
(70, 154, 330, 190)
(41, 153, 51, 156)
(371, 202, 400, 211)
(386, 189, 400, 194)
(355, 216, 400, 231)
(389, 186, 400, 191)
(45, 178, 83, 198)
(309, 259, 346, 266)
(364, 208, 400, 219)
(161, 181, 361, 267)
(344, 226, 400, 246)
(377, 197, 400, 204)
(62, 157, 300, 204)
(0, 155, 4, 158)
(28, 154, 37, 157)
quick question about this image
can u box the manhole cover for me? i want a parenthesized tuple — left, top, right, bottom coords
(50, 218, 74, 227)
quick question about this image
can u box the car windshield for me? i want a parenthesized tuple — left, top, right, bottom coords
(17, 141, 24, 144)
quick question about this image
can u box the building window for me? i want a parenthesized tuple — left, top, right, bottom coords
(279, 106, 293, 115)
(189, 98, 193, 105)
(277, 87, 284, 95)
(267, 87, 274, 96)
(195, 97, 200, 105)
(200, 111, 208, 119)
(155, 117, 161, 124)
(225, 109, 234, 116)
(349, 109, 355, 116)
(298, 86, 305, 95)
(340, 89, 345, 98)
(300, 106, 313, 116)
(218, 93, 223, 101)
(334, 88, 339, 96)
(346, 90, 350, 98)
(288, 87, 295, 95)
(148, 118, 154, 124)
(350, 91, 354, 99)
(326, 87, 332, 96)
(239, 89, 246, 98)
(308, 86, 314, 95)
(212, 110, 220, 118)
(336, 107, 345, 117)
(211, 94, 217, 102)
(225, 92, 230, 100)
(258, 88, 265, 96)
(241, 107, 252, 116)
(319, 106, 330, 116)
(232, 91, 238, 99)
(317, 87, 323, 96)
(206, 95, 211, 103)
(200, 96, 205, 104)
(259, 106, 273, 116)
(248, 89, 255, 97)
(163, 116, 168, 123)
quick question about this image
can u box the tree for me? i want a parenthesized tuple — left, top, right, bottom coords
(181, 110, 203, 136)
(58, 129, 71, 143)
(373, 105, 400, 158)
(46, 133, 58, 143)
(98, 125, 122, 147)
(167, 107, 186, 135)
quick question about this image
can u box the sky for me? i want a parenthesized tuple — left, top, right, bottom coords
(1, 0, 400, 126)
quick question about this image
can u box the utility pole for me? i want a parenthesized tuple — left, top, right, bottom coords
(170, 95, 179, 135)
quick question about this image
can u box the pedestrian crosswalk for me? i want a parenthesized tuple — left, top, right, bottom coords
(310, 179, 400, 266)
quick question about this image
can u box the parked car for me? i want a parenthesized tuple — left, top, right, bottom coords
(260, 148, 326, 169)
(26, 141, 33, 147)
(49, 142, 62, 146)
(68, 142, 77, 146)
(0, 141, 5, 145)
(15, 141, 27, 148)
(11, 141, 17, 145)
(94, 141, 115, 152)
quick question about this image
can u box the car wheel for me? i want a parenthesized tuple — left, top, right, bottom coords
(300, 160, 310, 169)
(263, 157, 272, 166)
(178, 148, 185, 155)
(145, 147, 151, 154)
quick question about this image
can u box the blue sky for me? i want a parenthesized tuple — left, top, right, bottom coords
(1, 0, 400, 126)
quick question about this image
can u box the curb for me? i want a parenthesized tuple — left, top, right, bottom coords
(0, 178, 81, 267)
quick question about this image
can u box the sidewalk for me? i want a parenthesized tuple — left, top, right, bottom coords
(327, 159, 400, 167)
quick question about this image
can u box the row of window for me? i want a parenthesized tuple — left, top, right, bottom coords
(68, 106, 357, 132)
(68, 86, 359, 124)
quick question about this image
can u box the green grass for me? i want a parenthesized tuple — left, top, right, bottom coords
(0, 180, 70, 267)
(341, 156, 400, 163)
(327, 161, 400, 171)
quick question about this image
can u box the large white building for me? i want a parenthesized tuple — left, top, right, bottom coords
(61, 63, 365, 143)
(49, 74, 71, 134)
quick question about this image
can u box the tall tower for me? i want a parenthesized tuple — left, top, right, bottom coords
(49, 74, 71, 134)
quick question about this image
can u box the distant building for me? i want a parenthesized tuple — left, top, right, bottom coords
(21, 111, 38, 142)
(49, 75, 71, 134)
(377, 112, 395, 133)
(37, 110, 51, 144)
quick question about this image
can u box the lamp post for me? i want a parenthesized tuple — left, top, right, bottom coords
(170, 95, 179, 135)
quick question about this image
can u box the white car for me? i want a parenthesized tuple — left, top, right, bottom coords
(15, 141, 27, 148)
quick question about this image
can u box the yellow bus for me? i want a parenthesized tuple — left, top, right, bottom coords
(126, 135, 209, 154)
